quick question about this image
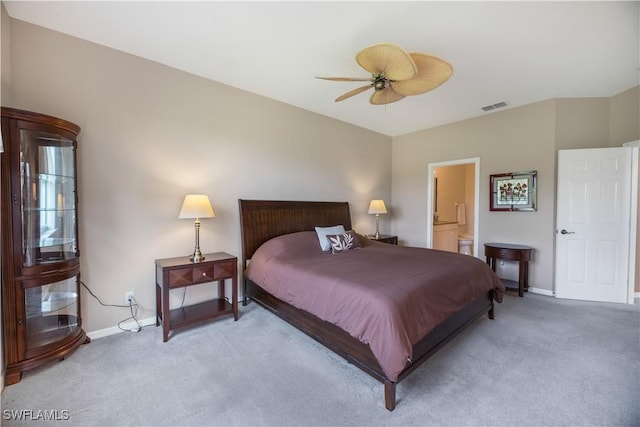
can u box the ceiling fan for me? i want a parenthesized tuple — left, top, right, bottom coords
(316, 43, 453, 105)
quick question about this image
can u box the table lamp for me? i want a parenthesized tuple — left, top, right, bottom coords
(179, 194, 215, 262)
(368, 199, 388, 239)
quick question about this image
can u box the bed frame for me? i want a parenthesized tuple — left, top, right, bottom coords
(238, 199, 495, 411)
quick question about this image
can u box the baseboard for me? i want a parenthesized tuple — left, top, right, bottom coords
(86, 316, 157, 340)
(526, 289, 639, 303)
(527, 287, 554, 297)
(84, 290, 635, 338)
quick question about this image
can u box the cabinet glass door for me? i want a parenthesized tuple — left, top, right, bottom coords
(24, 276, 80, 351)
(20, 129, 77, 267)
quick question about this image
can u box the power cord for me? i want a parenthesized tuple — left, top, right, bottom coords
(179, 287, 187, 308)
(80, 280, 143, 333)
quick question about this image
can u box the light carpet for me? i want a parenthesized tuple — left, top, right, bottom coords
(1, 293, 638, 426)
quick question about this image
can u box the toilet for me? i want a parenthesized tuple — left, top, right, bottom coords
(458, 234, 474, 255)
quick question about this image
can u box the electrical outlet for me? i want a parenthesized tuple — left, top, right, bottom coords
(125, 291, 134, 305)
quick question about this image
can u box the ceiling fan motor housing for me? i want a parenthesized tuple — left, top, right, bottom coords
(373, 75, 389, 91)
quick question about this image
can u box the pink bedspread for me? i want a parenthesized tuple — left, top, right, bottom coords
(245, 231, 504, 381)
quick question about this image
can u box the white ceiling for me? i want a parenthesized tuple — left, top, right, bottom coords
(4, 1, 639, 137)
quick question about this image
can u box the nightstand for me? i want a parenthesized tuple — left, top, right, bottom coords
(484, 243, 533, 297)
(155, 252, 238, 342)
(368, 234, 398, 245)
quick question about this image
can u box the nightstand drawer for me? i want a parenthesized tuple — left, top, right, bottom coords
(168, 265, 214, 288)
(485, 247, 530, 262)
(193, 265, 215, 283)
(213, 261, 235, 280)
(165, 261, 235, 287)
(495, 249, 519, 260)
(168, 267, 194, 287)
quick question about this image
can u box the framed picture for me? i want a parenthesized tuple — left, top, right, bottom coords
(490, 171, 537, 211)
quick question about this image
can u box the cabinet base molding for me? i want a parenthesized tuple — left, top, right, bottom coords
(4, 329, 89, 385)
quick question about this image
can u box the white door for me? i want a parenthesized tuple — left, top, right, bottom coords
(555, 148, 632, 303)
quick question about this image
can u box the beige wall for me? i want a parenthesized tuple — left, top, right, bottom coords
(555, 98, 610, 150)
(609, 86, 640, 147)
(1, 3, 10, 104)
(3, 14, 639, 336)
(392, 93, 640, 294)
(5, 19, 392, 332)
(392, 100, 557, 292)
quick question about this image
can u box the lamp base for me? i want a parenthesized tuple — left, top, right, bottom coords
(190, 249, 205, 263)
(190, 219, 205, 263)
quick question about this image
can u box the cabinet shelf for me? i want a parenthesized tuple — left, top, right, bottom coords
(34, 172, 75, 180)
(25, 237, 75, 246)
(26, 314, 79, 350)
(23, 208, 75, 212)
(166, 299, 233, 330)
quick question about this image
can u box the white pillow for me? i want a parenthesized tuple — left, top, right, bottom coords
(315, 225, 346, 251)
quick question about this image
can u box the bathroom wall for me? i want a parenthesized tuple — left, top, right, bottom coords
(462, 163, 475, 236)
(434, 163, 475, 236)
(434, 164, 465, 222)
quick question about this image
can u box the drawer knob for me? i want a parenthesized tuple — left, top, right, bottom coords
(202, 272, 207, 276)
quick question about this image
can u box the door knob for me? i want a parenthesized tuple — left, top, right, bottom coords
(560, 229, 575, 234)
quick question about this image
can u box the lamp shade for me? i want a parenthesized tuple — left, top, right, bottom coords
(178, 194, 215, 219)
(368, 199, 388, 215)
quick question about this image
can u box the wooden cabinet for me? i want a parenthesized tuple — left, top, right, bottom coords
(155, 252, 238, 342)
(1, 107, 88, 385)
(433, 222, 458, 252)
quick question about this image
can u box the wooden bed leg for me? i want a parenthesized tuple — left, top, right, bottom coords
(384, 381, 396, 411)
(488, 305, 495, 320)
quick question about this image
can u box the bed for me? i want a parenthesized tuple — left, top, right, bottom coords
(239, 199, 504, 411)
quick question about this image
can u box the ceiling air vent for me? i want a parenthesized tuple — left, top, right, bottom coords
(481, 101, 508, 112)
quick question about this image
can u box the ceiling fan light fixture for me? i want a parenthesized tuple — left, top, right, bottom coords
(317, 42, 453, 105)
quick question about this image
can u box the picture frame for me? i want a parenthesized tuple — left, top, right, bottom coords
(490, 171, 537, 211)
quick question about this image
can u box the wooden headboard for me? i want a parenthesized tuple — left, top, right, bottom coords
(238, 199, 352, 268)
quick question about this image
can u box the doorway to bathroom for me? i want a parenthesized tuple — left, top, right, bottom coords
(427, 158, 480, 258)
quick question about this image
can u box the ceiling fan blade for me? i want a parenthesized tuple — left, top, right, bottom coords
(356, 42, 417, 81)
(316, 77, 374, 82)
(335, 84, 373, 102)
(391, 53, 453, 96)
(316, 76, 374, 82)
(369, 87, 405, 105)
